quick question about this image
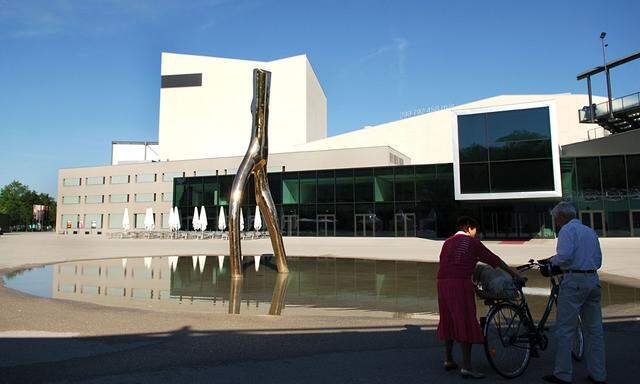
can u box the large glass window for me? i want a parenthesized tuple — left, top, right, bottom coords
(601, 156, 627, 199)
(190, 178, 203, 206)
(85, 195, 103, 204)
(202, 180, 217, 205)
(62, 196, 80, 204)
(576, 157, 602, 201)
(109, 213, 124, 229)
(394, 166, 415, 202)
(161, 193, 173, 202)
(299, 171, 316, 204)
(135, 193, 155, 203)
(135, 213, 153, 229)
(374, 167, 394, 202)
(84, 214, 102, 229)
(457, 107, 554, 195)
(110, 175, 129, 184)
(335, 169, 354, 202)
(317, 170, 335, 203)
(110, 194, 128, 203)
(63, 178, 81, 187)
(354, 169, 374, 202)
(85, 176, 104, 185)
(282, 173, 299, 204)
(61, 214, 78, 229)
(136, 173, 156, 183)
(415, 165, 437, 202)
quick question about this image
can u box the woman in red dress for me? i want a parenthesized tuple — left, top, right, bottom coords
(437, 216, 521, 379)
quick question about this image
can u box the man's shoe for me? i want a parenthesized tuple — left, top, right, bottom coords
(587, 375, 606, 384)
(542, 374, 571, 384)
(460, 369, 485, 379)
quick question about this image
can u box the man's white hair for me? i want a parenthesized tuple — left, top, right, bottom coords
(551, 201, 577, 221)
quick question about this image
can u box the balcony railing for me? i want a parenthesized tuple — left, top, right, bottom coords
(579, 91, 640, 122)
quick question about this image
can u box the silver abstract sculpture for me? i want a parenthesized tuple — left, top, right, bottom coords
(228, 69, 289, 278)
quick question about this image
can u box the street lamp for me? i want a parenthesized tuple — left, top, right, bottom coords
(600, 32, 614, 119)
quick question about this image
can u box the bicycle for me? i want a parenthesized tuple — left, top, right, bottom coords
(478, 259, 585, 378)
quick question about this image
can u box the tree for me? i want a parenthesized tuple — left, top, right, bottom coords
(0, 181, 57, 231)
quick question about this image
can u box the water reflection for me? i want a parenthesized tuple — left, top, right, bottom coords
(2, 256, 639, 319)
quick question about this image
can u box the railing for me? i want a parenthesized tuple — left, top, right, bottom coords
(579, 91, 640, 122)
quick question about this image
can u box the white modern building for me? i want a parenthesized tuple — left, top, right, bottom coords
(57, 52, 640, 238)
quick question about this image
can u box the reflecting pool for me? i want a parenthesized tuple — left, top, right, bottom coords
(2, 256, 639, 319)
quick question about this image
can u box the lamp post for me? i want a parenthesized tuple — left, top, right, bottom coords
(600, 32, 614, 119)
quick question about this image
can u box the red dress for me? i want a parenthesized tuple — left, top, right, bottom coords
(436, 233, 501, 343)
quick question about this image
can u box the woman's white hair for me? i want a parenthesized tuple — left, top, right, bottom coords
(551, 201, 577, 221)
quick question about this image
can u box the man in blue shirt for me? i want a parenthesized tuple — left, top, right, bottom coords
(543, 202, 606, 384)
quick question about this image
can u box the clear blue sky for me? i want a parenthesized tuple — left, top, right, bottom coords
(1, 0, 638, 196)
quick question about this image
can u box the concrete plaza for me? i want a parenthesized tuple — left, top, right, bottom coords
(0, 233, 639, 383)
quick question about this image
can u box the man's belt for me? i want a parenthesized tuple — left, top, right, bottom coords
(566, 269, 597, 274)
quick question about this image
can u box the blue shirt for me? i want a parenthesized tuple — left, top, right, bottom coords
(551, 219, 602, 271)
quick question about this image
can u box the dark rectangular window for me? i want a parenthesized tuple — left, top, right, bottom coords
(161, 73, 202, 88)
(457, 107, 554, 194)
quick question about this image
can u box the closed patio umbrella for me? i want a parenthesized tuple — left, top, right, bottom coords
(167, 256, 178, 272)
(192, 207, 200, 231)
(218, 207, 226, 231)
(254, 206, 262, 231)
(174, 207, 181, 231)
(192, 255, 198, 270)
(144, 257, 152, 269)
(168, 208, 175, 231)
(122, 258, 127, 268)
(144, 208, 155, 231)
(199, 206, 208, 232)
(198, 255, 207, 272)
(122, 208, 130, 232)
(218, 255, 225, 270)
(254, 255, 261, 272)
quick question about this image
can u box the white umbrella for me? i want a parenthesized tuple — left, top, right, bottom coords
(199, 206, 208, 232)
(144, 208, 155, 231)
(240, 209, 244, 231)
(144, 257, 152, 269)
(168, 208, 175, 231)
(174, 207, 181, 231)
(192, 207, 200, 231)
(217, 207, 226, 231)
(167, 256, 178, 272)
(198, 255, 207, 272)
(122, 208, 130, 232)
(254, 255, 261, 272)
(253, 206, 262, 231)
(121, 258, 127, 268)
(218, 255, 225, 270)
(191, 255, 198, 270)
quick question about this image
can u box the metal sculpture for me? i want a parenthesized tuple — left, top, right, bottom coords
(228, 69, 289, 278)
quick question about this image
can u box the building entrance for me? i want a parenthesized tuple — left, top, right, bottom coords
(316, 214, 336, 237)
(580, 210, 606, 237)
(282, 214, 299, 236)
(394, 213, 416, 237)
(354, 214, 375, 237)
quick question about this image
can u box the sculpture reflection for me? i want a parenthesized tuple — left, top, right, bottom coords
(228, 69, 289, 278)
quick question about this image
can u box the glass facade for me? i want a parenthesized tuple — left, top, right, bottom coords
(85, 195, 103, 204)
(62, 196, 80, 204)
(86, 176, 104, 185)
(457, 107, 555, 194)
(174, 164, 558, 239)
(135, 193, 155, 203)
(110, 175, 129, 184)
(136, 173, 156, 183)
(109, 194, 129, 203)
(562, 154, 640, 237)
(63, 178, 81, 187)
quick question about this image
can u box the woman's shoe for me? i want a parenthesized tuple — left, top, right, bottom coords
(460, 369, 485, 379)
(444, 361, 459, 371)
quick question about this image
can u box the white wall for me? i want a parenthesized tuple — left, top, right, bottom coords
(158, 53, 327, 161)
(296, 93, 602, 165)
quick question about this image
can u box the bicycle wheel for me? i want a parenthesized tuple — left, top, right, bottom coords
(483, 303, 531, 378)
(572, 315, 585, 361)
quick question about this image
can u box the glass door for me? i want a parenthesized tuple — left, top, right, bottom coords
(579, 210, 606, 237)
(281, 214, 299, 236)
(316, 214, 336, 236)
(354, 213, 375, 237)
(394, 213, 416, 237)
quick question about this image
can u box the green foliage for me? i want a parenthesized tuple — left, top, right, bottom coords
(0, 181, 57, 231)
